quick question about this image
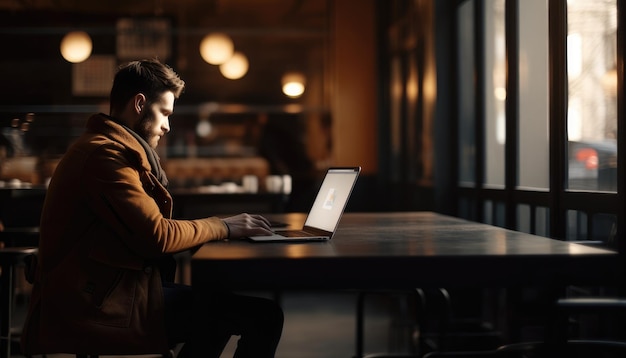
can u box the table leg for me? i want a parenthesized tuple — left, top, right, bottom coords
(0, 262, 13, 358)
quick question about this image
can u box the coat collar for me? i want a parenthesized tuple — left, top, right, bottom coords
(86, 113, 152, 173)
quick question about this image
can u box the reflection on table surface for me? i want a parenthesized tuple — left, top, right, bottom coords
(191, 212, 621, 290)
(197, 211, 617, 258)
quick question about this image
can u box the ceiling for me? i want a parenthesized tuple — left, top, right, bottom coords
(0, 0, 331, 106)
(0, 0, 326, 18)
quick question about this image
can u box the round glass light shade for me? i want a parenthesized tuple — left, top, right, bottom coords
(60, 31, 92, 63)
(199, 33, 234, 65)
(219, 52, 249, 80)
(281, 72, 306, 98)
(196, 119, 212, 137)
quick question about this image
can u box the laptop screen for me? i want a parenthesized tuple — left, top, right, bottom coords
(304, 167, 360, 232)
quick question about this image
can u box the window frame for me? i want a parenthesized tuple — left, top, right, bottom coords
(453, 0, 626, 256)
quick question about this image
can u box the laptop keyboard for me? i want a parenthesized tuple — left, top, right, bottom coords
(280, 230, 314, 237)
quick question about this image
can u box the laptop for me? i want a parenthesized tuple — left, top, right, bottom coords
(247, 166, 361, 242)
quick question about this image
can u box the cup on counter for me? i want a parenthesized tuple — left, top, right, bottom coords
(7, 178, 22, 188)
(242, 175, 259, 193)
(221, 181, 239, 193)
(265, 175, 283, 193)
(282, 174, 292, 194)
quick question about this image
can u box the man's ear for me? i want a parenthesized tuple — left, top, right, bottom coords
(134, 93, 147, 114)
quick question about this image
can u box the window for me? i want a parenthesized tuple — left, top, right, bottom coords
(566, 0, 617, 192)
(518, 0, 550, 189)
(484, 0, 506, 187)
(458, 0, 477, 186)
(451, 0, 621, 246)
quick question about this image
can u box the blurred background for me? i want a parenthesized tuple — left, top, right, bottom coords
(0, 0, 375, 213)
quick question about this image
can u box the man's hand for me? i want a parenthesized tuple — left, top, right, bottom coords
(222, 213, 273, 239)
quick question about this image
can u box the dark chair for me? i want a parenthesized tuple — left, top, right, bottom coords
(24, 351, 177, 358)
(25, 340, 181, 357)
(422, 340, 626, 357)
(19, 252, 182, 358)
(422, 294, 626, 358)
(0, 246, 37, 358)
(354, 288, 426, 358)
(25, 337, 180, 357)
(422, 350, 500, 357)
(355, 288, 505, 358)
(551, 296, 626, 352)
(73, 349, 179, 358)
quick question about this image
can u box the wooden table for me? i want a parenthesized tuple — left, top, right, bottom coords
(191, 212, 622, 290)
(192, 212, 622, 355)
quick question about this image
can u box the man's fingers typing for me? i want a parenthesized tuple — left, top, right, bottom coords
(222, 213, 273, 238)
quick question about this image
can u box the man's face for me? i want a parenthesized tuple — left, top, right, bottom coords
(134, 91, 175, 149)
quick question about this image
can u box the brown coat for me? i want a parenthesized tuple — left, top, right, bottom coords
(21, 114, 228, 355)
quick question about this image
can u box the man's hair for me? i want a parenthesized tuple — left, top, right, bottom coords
(109, 59, 185, 114)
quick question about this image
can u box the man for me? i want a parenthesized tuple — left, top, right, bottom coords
(21, 59, 283, 357)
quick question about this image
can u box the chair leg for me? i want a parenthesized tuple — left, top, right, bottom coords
(354, 289, 426, 358)
(0, 261, 15, 358)
(355, 291, 366, 358)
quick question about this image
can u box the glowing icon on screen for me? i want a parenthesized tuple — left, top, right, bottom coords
(323, 188, 336, 210)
